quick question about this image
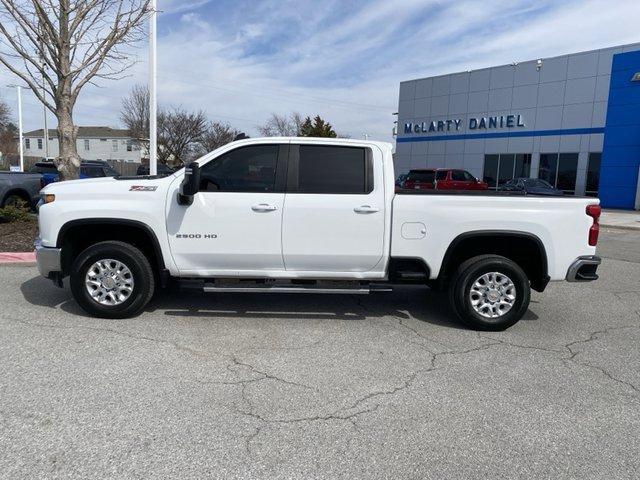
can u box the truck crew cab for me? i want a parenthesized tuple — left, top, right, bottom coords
(36, 137, 601, 330)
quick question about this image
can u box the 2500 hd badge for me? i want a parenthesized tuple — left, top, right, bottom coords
(175, 233, 218, 239)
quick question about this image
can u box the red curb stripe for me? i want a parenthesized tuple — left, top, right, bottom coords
(0, 252, 36, 263)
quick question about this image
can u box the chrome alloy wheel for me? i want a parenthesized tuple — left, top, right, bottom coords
(469, 271, 516, 318)
(85, 259, 135, 306)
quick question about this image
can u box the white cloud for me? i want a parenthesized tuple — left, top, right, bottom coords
(161, 0, 214, 14)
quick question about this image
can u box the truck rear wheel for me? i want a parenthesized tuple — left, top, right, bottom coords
(70, 241, 155, 319)
(449, 255, 530, 331)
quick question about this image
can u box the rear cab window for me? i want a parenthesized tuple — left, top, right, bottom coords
(288, 144, 373, 194)
(81, 166, 105, 178)
(406, 171, 435, 183)
(30, 164, 58, 174)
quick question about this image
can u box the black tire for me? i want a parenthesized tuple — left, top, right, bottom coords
(70, 241, 155, 319)
(449, 255, 530, 331)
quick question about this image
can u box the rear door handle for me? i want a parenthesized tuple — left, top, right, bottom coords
(354, 205, 379, 214)
(251, 203, 278, 212)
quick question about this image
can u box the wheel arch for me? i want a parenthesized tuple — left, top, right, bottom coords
(1, 188, 32, 207)
(56, 218, 167, 283)
(438, 230, 549, 292)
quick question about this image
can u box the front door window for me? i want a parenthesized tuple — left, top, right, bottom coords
(199, 145, 279, 192)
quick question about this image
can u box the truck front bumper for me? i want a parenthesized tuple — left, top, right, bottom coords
(35, 239, 63, 285)
(566, 255, 601, 282)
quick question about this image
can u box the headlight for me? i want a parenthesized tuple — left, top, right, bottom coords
(43, 194, 56, 204)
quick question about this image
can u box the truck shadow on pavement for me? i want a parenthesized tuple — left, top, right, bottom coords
(20, 276, 539, 329)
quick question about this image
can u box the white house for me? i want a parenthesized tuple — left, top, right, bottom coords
(22, 126, 143, 163)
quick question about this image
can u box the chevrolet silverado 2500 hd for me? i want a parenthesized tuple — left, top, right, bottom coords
(35, 138, 602, 330)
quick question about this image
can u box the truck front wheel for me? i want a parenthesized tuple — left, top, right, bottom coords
(70, 241, 155, 319)
(449, 255, 530, 331)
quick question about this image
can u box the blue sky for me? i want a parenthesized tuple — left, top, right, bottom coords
(1, 0, 640, 143)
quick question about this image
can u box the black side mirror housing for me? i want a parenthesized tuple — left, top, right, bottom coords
(178, 162, 201, 206)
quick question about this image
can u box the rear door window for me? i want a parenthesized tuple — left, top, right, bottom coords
(436, 170, 448, 181)
(291, 145, 371, 194)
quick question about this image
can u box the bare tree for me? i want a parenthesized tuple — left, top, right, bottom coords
(258, 112, 304, 137)
(120, 85, 211, 165)
(0, 0, 150, 179)
(120, 84, 149, 149)
(157, 107, 207, 166)
(196, 121, 239, 156)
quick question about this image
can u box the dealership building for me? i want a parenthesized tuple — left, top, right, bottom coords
(395, 43, 640, 209)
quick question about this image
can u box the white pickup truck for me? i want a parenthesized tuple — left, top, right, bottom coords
(36, 137, 602, 330)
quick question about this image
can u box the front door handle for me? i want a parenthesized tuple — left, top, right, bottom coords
(251, 203, 278, 212)
(354, 205, 379, 214)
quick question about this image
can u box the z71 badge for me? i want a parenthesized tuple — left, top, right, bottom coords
(130, 185, 158, 191)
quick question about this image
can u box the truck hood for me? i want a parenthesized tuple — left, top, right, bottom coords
(41, 174, 174, 195)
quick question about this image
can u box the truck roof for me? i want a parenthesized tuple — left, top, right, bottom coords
(227, 136, 394, 150)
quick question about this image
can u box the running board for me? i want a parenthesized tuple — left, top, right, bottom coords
(202, 285, 373, 294)
(198, 281, 392, 295)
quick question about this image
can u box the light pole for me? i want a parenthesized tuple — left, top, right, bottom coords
(7, 84, 25, 172)
(149, 0, 157, 176)
(40, 56, 50, 158)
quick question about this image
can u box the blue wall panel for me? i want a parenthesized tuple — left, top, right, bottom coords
(600, 51, 640, 209)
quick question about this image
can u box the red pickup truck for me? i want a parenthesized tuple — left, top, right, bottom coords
(402, 168, 488, 191)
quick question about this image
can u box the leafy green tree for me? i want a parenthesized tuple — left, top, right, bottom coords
(299, 115, 337, 138)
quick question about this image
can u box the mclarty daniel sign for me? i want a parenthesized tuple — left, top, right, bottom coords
(404, 114, 526, 135)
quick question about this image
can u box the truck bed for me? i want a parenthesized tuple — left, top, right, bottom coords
(391, 192, 598, 281)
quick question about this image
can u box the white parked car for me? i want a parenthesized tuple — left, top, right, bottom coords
(36, 137, 601, 330)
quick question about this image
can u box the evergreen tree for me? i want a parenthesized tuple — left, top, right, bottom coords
(299, 115, 337, 138)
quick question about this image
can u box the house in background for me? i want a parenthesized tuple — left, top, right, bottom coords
(21, 126, 143, 163)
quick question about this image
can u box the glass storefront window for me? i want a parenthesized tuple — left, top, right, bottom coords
(497, 154, 515, 187)
(538, 153, 558, 187)
(515, 154, 532, 178)
(538, 153, 579, 194)
(557, 153, 578, 194)
(483, 153, 532, 190)
(586, 152, 601, 197)
(483, 155, 499, 188)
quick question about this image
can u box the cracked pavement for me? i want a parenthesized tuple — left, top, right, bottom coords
(0, 230, 639, 479)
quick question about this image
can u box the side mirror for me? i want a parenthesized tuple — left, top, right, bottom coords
(178, 162, 201, 206)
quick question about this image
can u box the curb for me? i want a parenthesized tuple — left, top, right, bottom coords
(601, 224, 640, 232)
(0, 252, 36, 264)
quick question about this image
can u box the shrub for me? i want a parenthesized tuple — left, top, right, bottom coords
(0, 204, 32, 223)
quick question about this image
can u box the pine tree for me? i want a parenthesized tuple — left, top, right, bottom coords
(299, 115, 337, 138)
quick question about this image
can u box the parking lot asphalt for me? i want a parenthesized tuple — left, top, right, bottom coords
(0, 230, 639, 479)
